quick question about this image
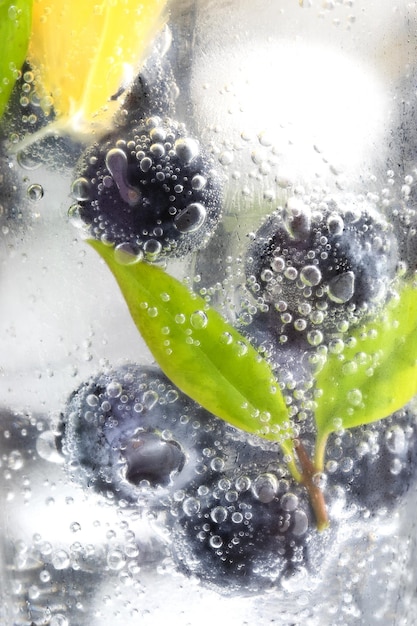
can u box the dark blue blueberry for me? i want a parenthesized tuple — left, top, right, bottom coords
(169, 460, 332, 594)
(71, 115, 223, 259)
(245, 198, 398, 337)
(325, 406, 417, 516)
(60, 364, 245, 506)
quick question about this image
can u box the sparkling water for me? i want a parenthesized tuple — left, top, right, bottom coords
(1, 1, 417, 624)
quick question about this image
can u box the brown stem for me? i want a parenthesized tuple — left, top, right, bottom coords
(294, 439, 329, 531)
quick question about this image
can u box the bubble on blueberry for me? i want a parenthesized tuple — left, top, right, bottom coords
(72, 116, 224, 259)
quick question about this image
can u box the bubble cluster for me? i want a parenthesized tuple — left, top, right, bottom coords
(71, 116, 224, 259)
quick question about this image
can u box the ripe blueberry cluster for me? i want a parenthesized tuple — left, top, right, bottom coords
(60, 363, 417, 594)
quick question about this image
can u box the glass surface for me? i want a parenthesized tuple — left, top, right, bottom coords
(1, 1, 417, 624)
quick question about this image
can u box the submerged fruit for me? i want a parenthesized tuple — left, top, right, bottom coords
(72, 116, 223, 258)
(245, 196, 398, 339)
(59, 364, 232, 505)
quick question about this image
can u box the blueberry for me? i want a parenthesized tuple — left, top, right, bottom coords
(325, 406, 417, 516)
(60, 364, 238, 506)
(245, 197, 398, 339)
(170, 458, 332, 594)
(71, 115, 223, 259)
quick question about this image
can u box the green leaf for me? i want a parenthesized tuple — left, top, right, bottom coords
(314, 281, 417, 468)
(90, 240, 295, 461)
(0, 0, 33, 120)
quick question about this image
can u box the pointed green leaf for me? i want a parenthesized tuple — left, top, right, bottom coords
(0, 0, 33, 119)
(314, 281, 417, 463)
(90, 240, 294, 457)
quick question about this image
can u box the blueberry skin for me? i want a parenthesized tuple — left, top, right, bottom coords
(170, 463, 331, 595)
(60, 364, 241, 506)
(245, 199, 398, 335)
(325, 407, 417, 515)
(72, 115, 223, 259)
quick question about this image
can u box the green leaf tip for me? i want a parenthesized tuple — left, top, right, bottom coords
(0, 0, 33, 120)
(89, 240, 296, 462)
(314, 281, 417, 469)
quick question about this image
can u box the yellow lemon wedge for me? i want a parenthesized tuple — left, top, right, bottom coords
(27, 0, 168, 136)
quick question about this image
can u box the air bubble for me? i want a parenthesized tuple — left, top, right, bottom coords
(327, 214, 344, 235)
(220, 331, 233, 345)
(107, 549, 126, 571)
(210, 506, 228, 523)
(280, 492, 299, 512)
(36, 432, 63, 464)
(71, 177, 91, 201)
(27, 184, 43, 201)
(209, 535, 223, 549)
(385, 425, 406, 455)
(51, 549, 70, 570)
(190, 310, 208, 329)
(174, 137, 199, 162)
(252, 473, 278, 503)
(7, 450, 23, 471)
(328, 271, 355, 304)
(114, 243, 143, 265)
(191, 174, 207, 190)
(307, 330, 323, 346)
(106, 381, 122, 398)
(218, 151, 234, 166)
(292, 510, 309, 536)
(50, 615, 69, 626)
(143, 239, 162, 257)
(183, 497, 200, 516)
(271, 256, 285, 272)
(329, 338, 344, 354)
(174, 202, 207, 233)
(347, 388, 362, 406)
(300, 265, 322, 287)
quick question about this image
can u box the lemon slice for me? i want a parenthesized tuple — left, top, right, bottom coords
(28, 0, 167, 135)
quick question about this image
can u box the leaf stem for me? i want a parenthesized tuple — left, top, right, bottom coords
(286, 453, 303, 484)
(294, 439, 329, 531)
(313, 432, 329, 473)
